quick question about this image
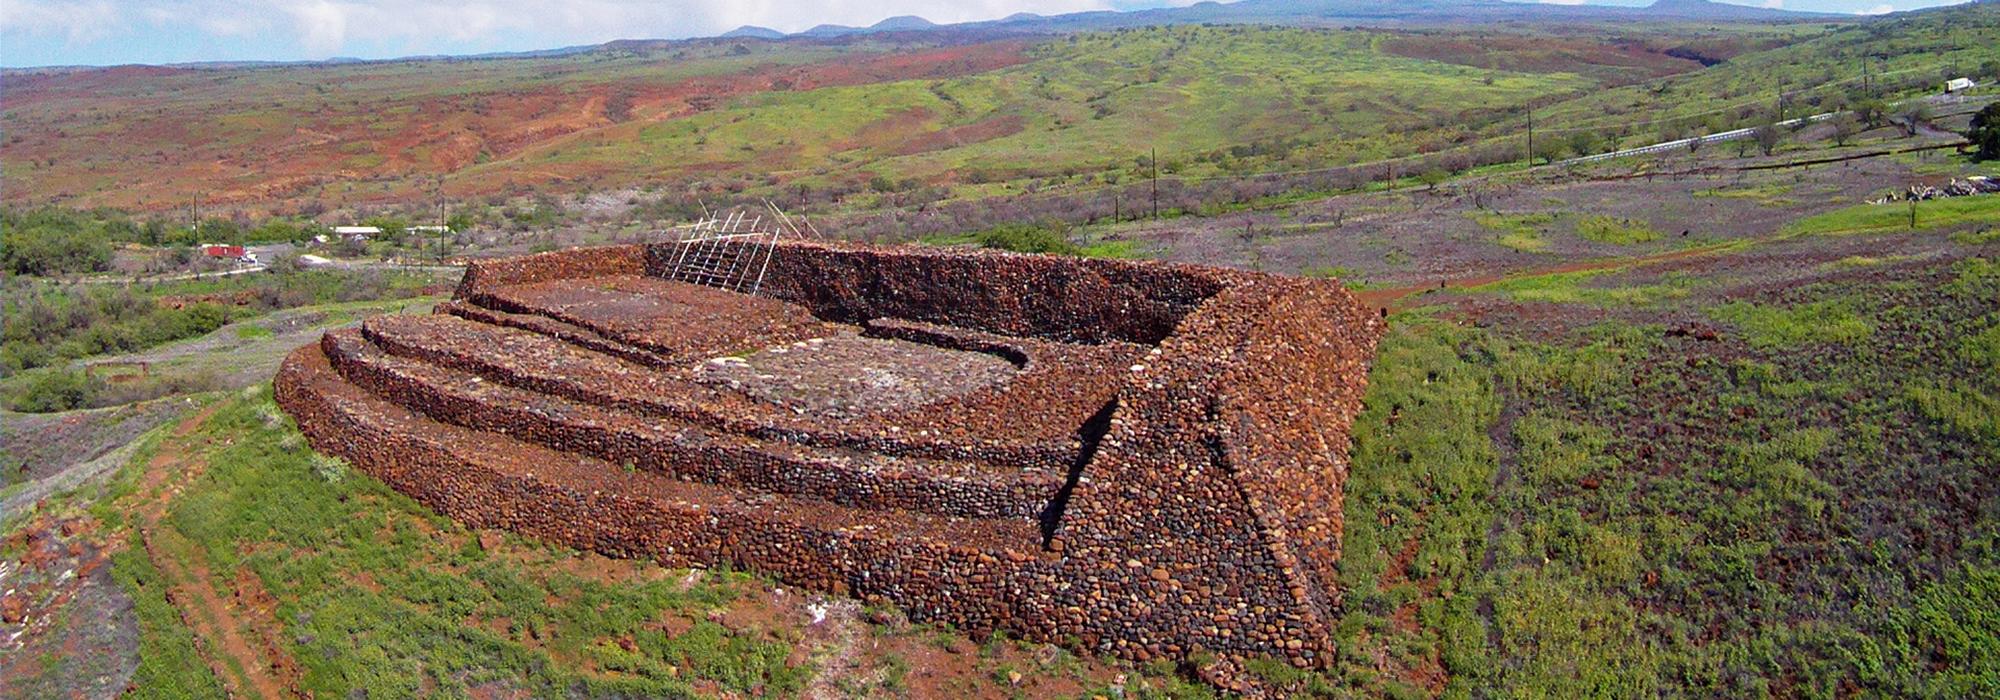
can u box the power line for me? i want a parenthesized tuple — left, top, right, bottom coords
(1524, 62, 1945, 136)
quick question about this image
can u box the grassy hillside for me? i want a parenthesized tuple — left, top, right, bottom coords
(1523, 3, 2000, 147)
(0, 38, 1011, 211)
(3, 23, 1763, 215)
(1332, 252, 2000, 696)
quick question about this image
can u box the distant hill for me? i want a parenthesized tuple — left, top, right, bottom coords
(720, 26, 785, 39)
(868, 16, 939, 32)
(749, 0, 1839, 40)
(1642, 0, 1833, 20)
(799, 24, 861, 38)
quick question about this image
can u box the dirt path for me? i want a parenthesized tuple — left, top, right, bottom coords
(131, 403, 305, 699)
(1352, 240, 1740, 311)
(1474, 384, 1525, 657)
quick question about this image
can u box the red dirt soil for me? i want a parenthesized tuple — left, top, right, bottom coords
(1, 42, 1033, 213)
(130, 403, 307, 699)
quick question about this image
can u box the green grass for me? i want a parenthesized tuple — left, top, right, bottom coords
(1527, 4, 2000, 151)
(1694, 183, 1797, 207)
(1079, 240, 1143, 258)
(111, 531, 233, 699)
(1783, 195, 2000, 237)
(102, 387, 807, 699)
(1332, 286, 2000, 696)
(9, 23, 1599, 212)
(1709, 299, 1875, 348)
(1473, 268, 1699, 307)
(232, 325, 275, 340)
(1470, 211, 1558, 252)
(1820, 254, 1916, 270)
(1573, 215, 1662, 245)
(1906, 379, 2000, 445)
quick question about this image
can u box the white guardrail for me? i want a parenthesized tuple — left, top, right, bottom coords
(1557, 111, 1840, 166)
(1557, 93, 1997, 167)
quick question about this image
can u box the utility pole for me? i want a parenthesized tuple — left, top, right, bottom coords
(1150, 146, 1159, 220)
(1524, 106, 1535, 168)
(191, 192, 200, 235)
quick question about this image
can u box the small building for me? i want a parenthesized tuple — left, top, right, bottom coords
(1945, 77, 1976, 93)
(330, 225, 382, 241)
(200, 244, 245, 258)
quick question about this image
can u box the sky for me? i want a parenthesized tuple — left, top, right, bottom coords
(0, 0, 1976, 68)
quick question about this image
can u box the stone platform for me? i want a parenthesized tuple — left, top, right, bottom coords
(274, 239, 1384, 668)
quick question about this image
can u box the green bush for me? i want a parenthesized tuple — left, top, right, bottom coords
(973, 223, 1080, 255)
(1, 220, 112, 275)
(1969, 102, 2000, 162)
(9, 369, 99, 412)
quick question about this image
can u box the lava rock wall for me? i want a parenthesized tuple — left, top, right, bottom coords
(278, 240, 1385, 672)
(673, 239, 1234, 345)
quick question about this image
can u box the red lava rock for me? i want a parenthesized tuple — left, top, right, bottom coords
(273, 240, 1384, 670)
(23, 538, 60, 571)
(0, 593, 27, 624)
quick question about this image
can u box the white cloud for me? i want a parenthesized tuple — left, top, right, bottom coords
(285, 1, 353, 56)
(1761, 0, 1784, 9)
(1860, 2, 1895, 13)
(0, 1, 1147, 59)
(0, 0, 125, 43)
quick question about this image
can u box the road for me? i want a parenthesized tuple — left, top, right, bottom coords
(59, 246, 462, 285)
(1557, 93, 1996, 167)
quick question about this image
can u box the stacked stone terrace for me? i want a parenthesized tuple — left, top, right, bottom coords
(275, 239, 1385, 668)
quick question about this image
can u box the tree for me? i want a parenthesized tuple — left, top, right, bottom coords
(1566, 131, 1602, 159)
(195, 217, 243, 244)
(1753, 123, 1783, 157)
(1968, 103, 2000, 162)
(1895, 103, 1933, 137)
(1531, 138, 1565, 166)
(361, 215, 409, 239)
(1830, 114, 1861, 147)
(1854, 99, 1889, 129)
(1, 221, 112, 276)
(1417, 168, 1448, 191)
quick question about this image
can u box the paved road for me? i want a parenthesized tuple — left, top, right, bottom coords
(59, 250, 461, 286)
(1558, 93, 1996, 167)
(64, 264, 269, 285)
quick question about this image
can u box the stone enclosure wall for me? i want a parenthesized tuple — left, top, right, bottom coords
(278, 239, 1385, 674)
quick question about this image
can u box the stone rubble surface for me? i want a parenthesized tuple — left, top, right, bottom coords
(275, 239, 1385, 672)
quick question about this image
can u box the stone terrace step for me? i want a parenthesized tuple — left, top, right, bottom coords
(321, 328, 1064, 520)
(360, 313, 1080, 470)
(859, 318, 1144, 445)
(277, 344, 1045, 616)
(438, 300, 675, 370)
(467, 275, 836, 362)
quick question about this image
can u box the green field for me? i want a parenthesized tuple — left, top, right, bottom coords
(5, 2, 2000, 697)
